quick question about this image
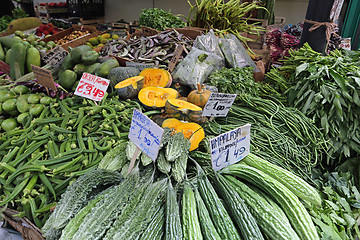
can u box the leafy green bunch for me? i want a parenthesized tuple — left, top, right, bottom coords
(266, 43, 360, 163)
(139, 8, 185, 31)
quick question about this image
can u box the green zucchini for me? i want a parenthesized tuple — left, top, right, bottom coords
(225, 175, 301, 240)
(215, 174, 264, 240)
(195, 188, 222, 240)
(221, 164, 319, 240)
(42, 169, 123, 239)
(182, 183, 203, 240)
(242, 153, 321, 206)
(165, 181, 183, 240)
(197, 171, 241, 240)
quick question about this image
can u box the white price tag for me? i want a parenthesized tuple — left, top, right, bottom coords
(210, 124, 251, 171)
(202, 93, 237, 117)
(42, 46, 68, 68)
(74, 73, 110, 102)
(128, 109, 164, 161)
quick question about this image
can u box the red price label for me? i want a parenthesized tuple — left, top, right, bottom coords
(74, 73, 110, 101)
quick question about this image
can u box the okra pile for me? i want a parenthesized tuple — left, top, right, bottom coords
(0, 91, 140, 227)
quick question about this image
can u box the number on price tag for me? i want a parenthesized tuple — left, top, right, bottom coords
(74, 73, 110, 101)
(202, 93, 237, 117)
(210, 124, 251, 171)
(42, 46, 68, 68)
(128, 109, 164, 161)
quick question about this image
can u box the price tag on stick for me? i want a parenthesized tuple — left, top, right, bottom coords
(210, 124, 251, 171)
(74, 72, 110, 102)
(31, 65, 57, 90)
(127, 109, 164, 173)
(168, 44, 184, 73)
(202, 93, 237, 117)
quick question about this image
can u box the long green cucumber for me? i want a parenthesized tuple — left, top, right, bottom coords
(221, 164, 319, 240)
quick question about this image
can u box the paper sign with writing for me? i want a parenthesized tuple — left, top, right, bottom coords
(340, 38, 351, 50)
(74, 73, 110, 102)
(129, 109, 164, 161)
(31, 65, 57, 90)
(0, 60, 10, 75)
(168, 44, 184, 72)
(42, 46, 68, 68)
(210, 124, 251, 171)
(202, 93, 237, 117)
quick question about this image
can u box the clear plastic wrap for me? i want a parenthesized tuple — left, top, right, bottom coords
(173, 48, 225, 88)
(219, 34, 258, 71)
(194, 29, 224, 58)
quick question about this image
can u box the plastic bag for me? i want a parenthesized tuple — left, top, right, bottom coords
(194, 29, 224, 58)
(219, 34, 258, 71)
(173, 48, 225, 88)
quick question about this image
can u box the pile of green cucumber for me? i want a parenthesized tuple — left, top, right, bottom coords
(41, 151, 322, 240)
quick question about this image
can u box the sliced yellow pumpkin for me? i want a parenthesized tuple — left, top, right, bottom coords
(139, 68, 172, 88)
(174, 122, 205, 151)
(114, 76, 144, 99)
(165, 98, 204, 123)
(162, 118, 182, 129)
(138, 87, 178, 108)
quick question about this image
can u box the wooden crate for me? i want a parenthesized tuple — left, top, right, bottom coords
(3, 208, 45, 240)
(42, 25, 98, 50)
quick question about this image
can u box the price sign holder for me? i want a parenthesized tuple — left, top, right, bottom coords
(0, 60, 10, 75)
(202, 93, 237, 117)
(42, 46, 68, 68)
(127, 109, 164, 174)
(168, 44, 184, 73)
(210, 124, 251, 171)
(31, 65, 57, 90)
(74, 72, 110, 102)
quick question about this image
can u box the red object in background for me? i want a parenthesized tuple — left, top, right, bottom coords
(35, 23, 59, 37)
(40, 2, 67, 8)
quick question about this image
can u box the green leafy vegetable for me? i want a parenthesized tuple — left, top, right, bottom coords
(139, 8, 185, 31)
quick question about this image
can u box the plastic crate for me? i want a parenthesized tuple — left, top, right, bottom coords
(66, 0, 104, 20)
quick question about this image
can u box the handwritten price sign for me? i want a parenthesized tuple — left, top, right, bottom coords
(42, 46, 68, 68)
(202, 93, 237, 117)
(74, 73, 110, 101)
(210, 124, 251, 171)
(129, 109, 164, 161)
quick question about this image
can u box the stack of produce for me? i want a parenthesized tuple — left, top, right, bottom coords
(139, 8, 185, 31)
(100, 29, 193, 68)
(187, 0, 265, 44)
(0, 35, 42, 80)
(0, 85, 140, 226)
(54, 30, 90, 46)
(35, 23, 60, 37)
(266, 43, 360, 161)
(40, 151, 327, 240)
(57, 45, 119, 91)
(85, 33, 119, 50)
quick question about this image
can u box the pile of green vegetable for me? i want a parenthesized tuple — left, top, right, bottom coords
(41, 151, 326, 240)
(0, 87, 140, 226)
(0, 8, 28, 33)
(187, 0, 265, 44)
(266, 43, 360, 162)
(139, 8, 185, 31)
